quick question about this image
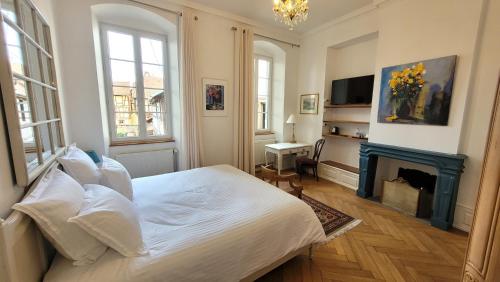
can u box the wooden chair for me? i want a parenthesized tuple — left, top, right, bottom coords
(260, 165, 303, 199)
(295, 138, 326, 181)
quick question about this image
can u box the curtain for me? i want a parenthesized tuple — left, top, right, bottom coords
(233, 27, 255, 175)
(180, 9, 204, 170)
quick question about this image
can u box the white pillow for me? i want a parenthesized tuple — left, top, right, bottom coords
(69, 184, 147, 257)
(58, 144, 100, 185)
(99, 156, 133, 200)
(12, 169, 107, 265)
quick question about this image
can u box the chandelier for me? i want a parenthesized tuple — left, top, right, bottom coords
(273, 0, 309, 30)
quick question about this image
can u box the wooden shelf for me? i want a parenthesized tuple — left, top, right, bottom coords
(324, 104, 372, 109)
(323, 120, 369, 125)
(321, 160, 359, 174)
(322, 134, 368, 141)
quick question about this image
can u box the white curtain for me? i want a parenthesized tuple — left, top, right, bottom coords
(233, 27, 255, 175)
(180, 9, 204, 170)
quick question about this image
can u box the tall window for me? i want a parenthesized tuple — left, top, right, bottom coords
(101, 25, 169, 143)
(254, 55, 272, 132)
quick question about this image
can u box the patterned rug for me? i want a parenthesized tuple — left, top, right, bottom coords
(302, 195, 361, 240)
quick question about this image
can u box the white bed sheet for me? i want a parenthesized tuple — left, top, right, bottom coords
(44, 165, 326, 282)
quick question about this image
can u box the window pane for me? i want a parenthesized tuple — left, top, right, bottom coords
(39, 123, 52, 160)
(258, 99, 267, 113)
(1, 0, 17, 22)
(257, 113, 267, 130)
(51, 122, 62, 149)
(112, 86, 137, 113)
(14, 79, 32, 125)
(143, 63, 163, 89)
(20, 0, 35, 39)
(23, 127, 37, 171)
(141, 37, 163, 65)
(107, 31, 134, 61)
(32, 84, 47, 120)
(45, 89, 56, 119)
(35, 17, 46, 50)
(144, 88, 165, 112)
(258, 59, 270, 78)
(146, 112, 165, 136)
(27, 42, 41, 81)
(4, 23, 25, 75)
(115, 112, 139, 138)
(258, 78, 269, 96)
(110, 60, 136, 87)
(41, 54, 51, 84)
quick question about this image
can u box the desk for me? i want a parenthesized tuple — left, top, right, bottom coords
(265, 143, 313, 175)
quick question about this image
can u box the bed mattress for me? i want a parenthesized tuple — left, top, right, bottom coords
(44, 165, 326, 281)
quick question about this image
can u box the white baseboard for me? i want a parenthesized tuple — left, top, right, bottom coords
(318, 163, 359, 191)
(453, 203, 474, 232)
(318, 163, 473, 232)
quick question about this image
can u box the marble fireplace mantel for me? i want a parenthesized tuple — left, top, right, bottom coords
(357, 142, 467, 230)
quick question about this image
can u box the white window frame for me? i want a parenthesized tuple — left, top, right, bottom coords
(254, 54, 273, 133)
(100, 23, 170, 144)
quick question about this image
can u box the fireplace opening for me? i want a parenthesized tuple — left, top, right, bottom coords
(380, 167, 437, 219)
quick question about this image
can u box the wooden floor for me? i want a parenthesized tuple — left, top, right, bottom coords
(258, 175, 469, 282)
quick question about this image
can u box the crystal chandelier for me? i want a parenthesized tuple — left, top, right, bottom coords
(273, 0, 309, 30)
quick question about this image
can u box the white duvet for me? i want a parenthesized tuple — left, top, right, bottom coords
(45, 165, 326, 282)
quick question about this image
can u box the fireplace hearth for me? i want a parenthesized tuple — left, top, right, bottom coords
(358, 142, 466, 230)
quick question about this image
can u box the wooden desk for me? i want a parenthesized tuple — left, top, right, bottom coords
(264, 143, 312, 175)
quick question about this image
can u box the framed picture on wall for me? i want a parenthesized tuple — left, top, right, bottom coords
(377, 55, 457, 125)
(203, 78, 227, 117)
(300, 93, 319, 115)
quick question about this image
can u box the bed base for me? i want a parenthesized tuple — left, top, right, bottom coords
(241, 244, 312, 282)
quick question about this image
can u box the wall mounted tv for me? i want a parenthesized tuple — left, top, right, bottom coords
(331, 75, 374, 105)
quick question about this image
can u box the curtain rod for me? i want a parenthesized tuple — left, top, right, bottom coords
(126, 0, 182, 16)
(231, 27, 300, 48)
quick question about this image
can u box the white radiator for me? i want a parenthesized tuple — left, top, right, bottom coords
(254, 137, 276, 166)
(114, 148, 175, 178)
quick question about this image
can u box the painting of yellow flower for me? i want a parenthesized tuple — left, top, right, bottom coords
(377, 55, 457, 125)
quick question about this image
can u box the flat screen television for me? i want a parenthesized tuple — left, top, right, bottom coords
(331, 75, 374, 105)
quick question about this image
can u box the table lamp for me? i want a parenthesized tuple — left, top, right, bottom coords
(286, 114, 297, 143)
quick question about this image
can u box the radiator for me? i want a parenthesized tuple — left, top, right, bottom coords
(254, 138, 276, 166)
(114, 148, 175, 178)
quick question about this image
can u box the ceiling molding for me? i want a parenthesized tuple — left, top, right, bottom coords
(302, 0, 390, 38)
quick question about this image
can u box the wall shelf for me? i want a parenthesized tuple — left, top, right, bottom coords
(322, 134, 368, 141)
(323, 120, 369, 125)
(324, 104, 372, 109)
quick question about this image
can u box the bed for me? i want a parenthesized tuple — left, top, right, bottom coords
(1, 164, 326, 282)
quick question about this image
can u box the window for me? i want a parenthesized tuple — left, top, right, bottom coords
(254, 55, 272, 132)
(101, 25, 169, 143)
(0, 0, 65, 186)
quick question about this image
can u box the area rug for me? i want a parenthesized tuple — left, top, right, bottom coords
(302, 195, 362, 240)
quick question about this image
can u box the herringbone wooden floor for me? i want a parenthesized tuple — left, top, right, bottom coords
(258, 176, 469, 282)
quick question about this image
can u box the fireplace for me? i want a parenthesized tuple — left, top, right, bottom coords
(381, 168, 436, 219)
(358, 142, 466, 230)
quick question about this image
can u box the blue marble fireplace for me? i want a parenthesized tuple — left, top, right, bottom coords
(357, 142, 467, 230)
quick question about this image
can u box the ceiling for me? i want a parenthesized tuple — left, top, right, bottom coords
(186, 0, 373, 33)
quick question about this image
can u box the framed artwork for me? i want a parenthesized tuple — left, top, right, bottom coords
(300, 94, 319, 115)
(377, 55, 457, 125)
(203, 78, 227, 117)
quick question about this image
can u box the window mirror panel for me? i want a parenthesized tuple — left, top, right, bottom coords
(0, 0, 65, 187)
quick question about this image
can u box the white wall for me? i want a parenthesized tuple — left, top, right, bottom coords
(321, 35, 377, 168)
(0, 0, 67, 218)
(296, 0, 499, 231)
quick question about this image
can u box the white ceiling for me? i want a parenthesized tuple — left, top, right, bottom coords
(186, 0, 374, 33)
